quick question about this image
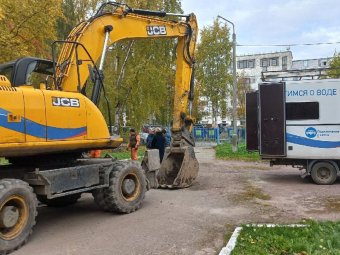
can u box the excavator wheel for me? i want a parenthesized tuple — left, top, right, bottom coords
(37, 193, 81, 207)
(93, 161, 146, 213)
(0, 179, 37, 254)
(157, 146, 199, 188)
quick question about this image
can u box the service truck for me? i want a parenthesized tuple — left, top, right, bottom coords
(246, 79, 340, 185)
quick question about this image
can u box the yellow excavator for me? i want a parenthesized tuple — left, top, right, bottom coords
(0, 2, 198, 253)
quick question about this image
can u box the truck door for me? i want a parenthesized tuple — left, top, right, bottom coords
(246, 91, 258, 151)
(259, 82, 286, 157)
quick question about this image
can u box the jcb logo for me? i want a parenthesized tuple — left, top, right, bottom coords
(52, 97, 80, 107)
(147, 26, 167, 36)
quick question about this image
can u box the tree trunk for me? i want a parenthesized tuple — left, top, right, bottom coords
(114, 40, 135, 127)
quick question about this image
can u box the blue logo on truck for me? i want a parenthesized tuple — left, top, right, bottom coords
(305, 127, 317, 138)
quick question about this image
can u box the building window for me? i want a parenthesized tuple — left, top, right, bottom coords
(238, 60, 245, 69)
(248, 59, 255, 68)
(319, 60, 327, 67)
(282, 56, 288, 71)
(261, 57, 279, 67)
(260, 58, 268, 67)
(237, 59, 255, 69)
(244, 78, 251, 84)
(286, 102, 319, 120)
(270, 57, 279, 66)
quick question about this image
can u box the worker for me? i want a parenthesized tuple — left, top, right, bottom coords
(162, 128, 171, 147)
(90, 150, 101, 158)
(152, 127, 166, 163)
(127, 128, 140, 160)
(146, 128, 155, 149)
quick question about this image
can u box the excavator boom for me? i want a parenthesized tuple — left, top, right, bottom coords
(54, 2, 199, 188)
(0, 2, 199, 188)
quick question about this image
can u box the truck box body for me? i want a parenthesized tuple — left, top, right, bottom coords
(246, 79, 340, 160)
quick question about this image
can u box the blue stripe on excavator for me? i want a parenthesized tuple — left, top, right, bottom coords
(0, 108, 86, 140)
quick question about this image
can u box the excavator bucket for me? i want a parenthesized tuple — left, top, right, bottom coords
(157, 146, 199, 188)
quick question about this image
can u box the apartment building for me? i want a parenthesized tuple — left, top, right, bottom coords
(236, 50, 293, 89)
(200, 50, 333, 125)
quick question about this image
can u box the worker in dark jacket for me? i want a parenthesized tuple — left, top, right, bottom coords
(146, 128, 155, 149)
(162, 128, 171, 147)
(152, 127, 166, 163)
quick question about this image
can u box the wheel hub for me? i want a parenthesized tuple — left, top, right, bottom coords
(0, 195, 29, 240)
(122, 179, 136, 196)
(318, 167, 330, 179)
(0, 206, 19, 228)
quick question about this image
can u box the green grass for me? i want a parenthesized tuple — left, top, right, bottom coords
(101, 146, 146, 160)
(215, 142, 260, 161)
(0, 158, 9, 165)
(231, 221, 340, 255)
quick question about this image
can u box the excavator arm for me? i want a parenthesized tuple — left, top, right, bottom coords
(54, 2, 199, 188)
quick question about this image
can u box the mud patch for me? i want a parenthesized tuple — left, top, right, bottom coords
(325, 197, 340, 212)
(232, 165, 272, 171)
(232, 181, 271, 203)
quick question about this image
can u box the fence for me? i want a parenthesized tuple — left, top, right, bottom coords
(192, 127, 246, 145)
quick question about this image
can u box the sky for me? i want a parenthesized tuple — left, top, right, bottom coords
(181, 0, 340, 60)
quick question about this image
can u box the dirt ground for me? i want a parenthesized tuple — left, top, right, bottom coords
(14, 147, 340, 255)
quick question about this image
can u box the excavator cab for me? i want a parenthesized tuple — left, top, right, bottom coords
(0, 57, 54, 88)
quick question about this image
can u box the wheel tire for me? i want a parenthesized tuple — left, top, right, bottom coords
(0, 179, 37, 254)
(311, 162, 338, 185)
(37, 193, 81, 207)
(93, 161, 146, 213)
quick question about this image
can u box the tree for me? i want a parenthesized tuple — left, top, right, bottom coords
(0, 0, 63, 62)
(236, 73, 252, 122)
(196, 19, 232, 126)
(328, 53, 340, 78)
(192, 80, 205, 123)
(57, 0, 102, 39)
(99, 0, 183, 130)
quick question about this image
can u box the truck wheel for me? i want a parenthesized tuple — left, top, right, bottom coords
(311, 162, 338, 185)
(0, 179, 37, 254)
(93, 161, 146, 213)
(37, 193, 81, 207)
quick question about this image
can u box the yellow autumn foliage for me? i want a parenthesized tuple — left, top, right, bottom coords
(0, 0, 63, 62)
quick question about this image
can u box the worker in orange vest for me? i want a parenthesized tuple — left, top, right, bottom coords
(127, 128, 140, 160)
(90, 150, 101, 158)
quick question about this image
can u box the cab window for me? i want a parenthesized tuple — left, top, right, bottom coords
(25, 61, 54, 88)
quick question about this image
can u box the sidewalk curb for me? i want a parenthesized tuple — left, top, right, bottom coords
(219, 224, 307, 255)
(219, 227, 242, 255)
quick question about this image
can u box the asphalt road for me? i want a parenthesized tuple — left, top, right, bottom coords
(13, 147, 340, 255)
